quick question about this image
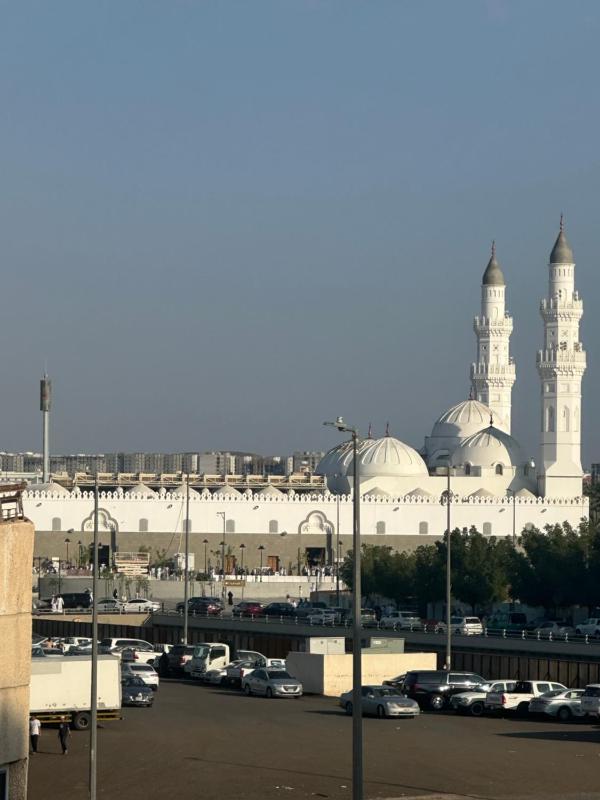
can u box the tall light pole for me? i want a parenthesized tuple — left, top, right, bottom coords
(183, 475, 190, 645)
(444, 466, 452, 672)
(258, 545, 265, 580)
(216, 511, 226, 599)
(77, 540, 82, 569)
(64, 537, 71, 568)
(239, 543, 245, 573)
(336, 490, 341, 606)
(324, 417, 362, 800)
(203, 539, 208, 575)
(89, 473, 99, 800)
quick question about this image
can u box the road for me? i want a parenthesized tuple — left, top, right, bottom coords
(28, 680, 600, 800)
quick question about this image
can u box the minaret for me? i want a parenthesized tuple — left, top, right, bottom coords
(40, 374, 51, 483)
(537, 217, 586, 497)
(470, 242, 516, 433)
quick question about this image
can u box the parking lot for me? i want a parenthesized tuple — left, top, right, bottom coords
(28, 678, 600, 800)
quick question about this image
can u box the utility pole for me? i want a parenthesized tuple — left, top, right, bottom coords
(89, 474, 99, 800)
(445, 466, 452, 671)
(183, 475, 190, 644)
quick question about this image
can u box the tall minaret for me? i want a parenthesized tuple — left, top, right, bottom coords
(40, 374, 51, 483)
(471, 242, 516, 433)
(537, 217, 586, 498)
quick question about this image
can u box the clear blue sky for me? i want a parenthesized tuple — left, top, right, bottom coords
(1, 1, 599, 464)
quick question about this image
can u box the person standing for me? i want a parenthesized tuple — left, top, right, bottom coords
(30, 715, 41, 753)
(55, 595, 64, 614)
(58, 717, 70, 755)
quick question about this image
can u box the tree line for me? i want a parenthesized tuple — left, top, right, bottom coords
(339, 519, 600, 616)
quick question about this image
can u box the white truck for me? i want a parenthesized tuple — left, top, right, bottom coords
(485, 679, 566, 715)
(186, 643, 283, 683)
(30, 655, 121, 730)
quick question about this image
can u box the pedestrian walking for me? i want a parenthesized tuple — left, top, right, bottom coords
(58, 717, 70, 755)
(112, 588, 118, 600)
(227, 590, 234, 606)
(55, 595, 64, 614)
(29, 715, 41, 753)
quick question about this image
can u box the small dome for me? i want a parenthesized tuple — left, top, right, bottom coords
(405, 487, 434, 499)
(315, 439, 369, 478)
(171, 483, 200, 498)
(550, 222, 574, 264)
(515, 487, 536, 498)
(451, 425, 522, 469)
(351, 436, 428, 478)
(431, 399, 495, 440)
(482, 242, 505, 286)
(468, 488, 495, 499)
(213, 484, 242, 498)
(254, 484, 284, 498)
(28, 480, 70, 496)
(125, 482, 157, 497)
(363, 486, 391, 498)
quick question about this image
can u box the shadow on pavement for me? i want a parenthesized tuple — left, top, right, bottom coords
(498, 729, 600, 743)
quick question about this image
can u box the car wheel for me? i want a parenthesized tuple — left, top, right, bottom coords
(244, 684, 252, 696)
(72, 712, 90, 731)
(345, 701, 353, 715)
(454, 628, 461, 635)
(220, 677, 227, 687)
(376, 704, 386, 719)
(266, 687, 273, 699)
(470, 701, 484, 717)
(557, 706, 572, 722)
(429, 694, 445, 711)
(517, 702, 529, 716)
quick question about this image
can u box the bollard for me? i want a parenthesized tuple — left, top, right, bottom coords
(502, 628, 507, 639)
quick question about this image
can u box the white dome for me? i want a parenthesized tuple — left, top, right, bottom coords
(352, 436, 429, 478)
(28, 480, 70, 496)
(363, 486, 391, 498)
(468, 488, 495, 499)
(213, 484, 241, 497)
(125, 482, 157, 497)
(315, 439, 370, 478)
(254, 484, 284, 498)
(171, 483, 200, 498)
(451, 425, 522, 469)
(431, 399, 496, 440)
(405, 487, 434, 499)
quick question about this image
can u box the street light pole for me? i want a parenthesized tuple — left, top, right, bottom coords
(203, 539, 208, 575)
(89, 473, 99, 800)
(336, 492, 340, 606)
(240, 543, 245, 573)
(216, 512, 226, 599)
(324, 417, 362, 800)
(445, 466, 452, 672)
(183, 475, 190, 645)
(65, 537, 71, 567)
(258, 544, 265, 581)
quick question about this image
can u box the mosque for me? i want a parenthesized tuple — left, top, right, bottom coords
(25, 222, 589, 570)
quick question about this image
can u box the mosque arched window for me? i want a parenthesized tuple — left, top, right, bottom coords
(545, 405, 555, 433)
(376, 521, 386, 535)
(226, 519, 236, 534)
(464, 463, 471, 476)
(495, 464, 503, 476)
(419, 521, 428, 535)
(269, 519, 279, 534)
(562, 406, 570, 432)
(483, 522, 492, 536)
(139, 518, 149, 532)
(52, 517, 61, 531)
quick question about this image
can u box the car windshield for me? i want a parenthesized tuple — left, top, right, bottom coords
(193, 646, 210, 658)
(465, 618, 480, 624)
(539, 690, 563, 698)
(375, 687, 400, 697)
(124, 676, 145, 686)
(268, 671, 292, 679)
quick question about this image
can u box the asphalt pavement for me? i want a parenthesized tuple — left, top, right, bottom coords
(28, 679, 600, 800)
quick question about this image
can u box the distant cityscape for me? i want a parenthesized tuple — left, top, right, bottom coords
(0, 449, 325, 478)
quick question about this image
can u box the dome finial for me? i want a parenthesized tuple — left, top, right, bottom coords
(560, 213, 564, 233)
(468, 386, 474, 400)
(489, 413, 494, 427)
(550, 215, 574, 263)
(367, 422, 373, 439)
(385, 421, 390, 437)
(491, 239, 496, 258)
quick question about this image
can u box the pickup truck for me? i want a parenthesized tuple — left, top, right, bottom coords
(450, 679, 516, 716)
(485, 680, 567, 714)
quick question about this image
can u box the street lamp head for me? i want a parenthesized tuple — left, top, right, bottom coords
(64, 537, 71, 544)
(239, 543, 245, 549)
(258, 545, 265, 551)
(324, 417, 357, 435)
(203, 538, 208, 544)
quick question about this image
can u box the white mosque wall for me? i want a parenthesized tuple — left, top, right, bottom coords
(23, 490, 588, 542)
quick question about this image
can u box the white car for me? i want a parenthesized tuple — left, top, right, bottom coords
(581, 684, 600, 717)
(533, 621, 574, 639)
(96, 598, 160, 613)
(575, 618, 600, 637)
(306, 608, 338, 625)
(243, 668, 303, 698)
(122, 663, 160, 691)
(450, 679, 516, 716)
(529, 689, 585, 721)
(99, 637, 157, 665)
(379, 611, 422, 630)
(447, 616, 483, 635)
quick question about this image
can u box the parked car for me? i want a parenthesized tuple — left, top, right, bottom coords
(98, 637, 157, 665)
(347, 609, 378, 627)
(166, 644, 196, 674)
(262, 602, 297, 618)
(402, 670, 488, 711)
(97, 597, 160, 613)
(574, 618, 600, 637)
(122, 663, 160, 691)
(448, 616, 483, 635)
(581, 684, 600, 717)
(56, 636, 93, 652)
(484, 612, 528, 633)
(450, 679, 517, 716)
(306, 608, 338, 625)
(379, 611, 422, 630)
(224, 658, 266, 688)
(175, 596, 223, 615)
(528, 689, 585, 720)
(533, 621, 574, 639)
(294, 602, 328, 619)
(232, 601, 264, 618)
(383, 674, 406, 691)
(243, 668, 303, 698)
(485, 680, 567, 714)
(121, 675, 154, 707)
(339, 685, 420, 718)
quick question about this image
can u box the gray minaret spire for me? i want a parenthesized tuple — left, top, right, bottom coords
(40, 374, 52, 483)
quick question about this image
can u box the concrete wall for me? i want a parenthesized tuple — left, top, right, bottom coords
(286, 651, 437, 696)
(0, 519, 35, 800)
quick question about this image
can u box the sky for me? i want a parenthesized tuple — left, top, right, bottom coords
(1, 1, 599, 464)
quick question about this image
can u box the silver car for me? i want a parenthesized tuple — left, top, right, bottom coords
(529, 689, 585, 721)
(339, 685, 420, 719)
(243, 668, 302, 698)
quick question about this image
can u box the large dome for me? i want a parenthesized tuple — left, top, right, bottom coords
(450, 425, 522, 469)
(349, 436, 428, 478)
(315, 439, 363, 478)
(431, 399, 495, 440)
